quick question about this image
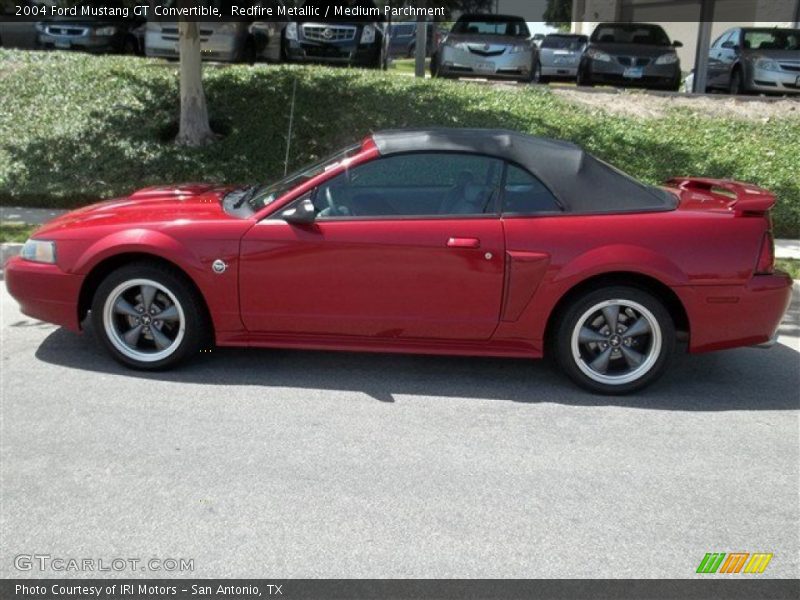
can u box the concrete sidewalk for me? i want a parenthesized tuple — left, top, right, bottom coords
(1, 206, 798, 259)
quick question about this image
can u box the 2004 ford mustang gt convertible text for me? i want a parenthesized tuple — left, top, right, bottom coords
(6, 129, 792, 394)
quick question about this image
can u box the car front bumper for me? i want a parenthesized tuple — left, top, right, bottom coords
(5, 256, 83, 332)
(439, 46, 534, 79)
(680, 272, 793, 354)
(284, 40, 379, 65)
(38, 32, 116, 53)
(144, 32, 239, 62)
(585, 58, 680, 88)
(541, 62, 579, 77)
(748, 67, 800, 94)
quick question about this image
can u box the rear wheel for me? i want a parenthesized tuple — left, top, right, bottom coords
(91, 262, 209, 370)
(553, 286, 675, 394)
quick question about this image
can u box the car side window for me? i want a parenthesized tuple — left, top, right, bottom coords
(502, 164, 562, 215)
(712, 30, 731, 49)
(313, 153, 504, 219)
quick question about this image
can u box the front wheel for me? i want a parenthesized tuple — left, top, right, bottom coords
(576, 64, 593, 87)
(91, 262, 209, 370)
(553, 287, 675, 394)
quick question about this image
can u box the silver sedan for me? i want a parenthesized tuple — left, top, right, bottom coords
(538, 33, 588, 82)
(432, 14, 538, 83)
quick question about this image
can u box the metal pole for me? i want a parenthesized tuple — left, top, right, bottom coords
(692, 0, 715, 94)
(414, 18, 427, 78)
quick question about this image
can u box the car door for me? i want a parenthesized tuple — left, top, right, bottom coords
(707, 30, 731, 88)
(718, 29, 742, 88)
(239, 152, 506, 341)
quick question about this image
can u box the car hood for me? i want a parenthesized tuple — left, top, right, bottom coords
(446, 33, 529, 46)
(589, 42, 676, 58)
(35, 183, 238, 236)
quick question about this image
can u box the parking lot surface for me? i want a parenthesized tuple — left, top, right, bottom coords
(1, 285, 798, 578)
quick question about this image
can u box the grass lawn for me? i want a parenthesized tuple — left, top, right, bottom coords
(0, 49, 798, 238)
(390, 57, 430, 75)
(0, 222, 35, 243)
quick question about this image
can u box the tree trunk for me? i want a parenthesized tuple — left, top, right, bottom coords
(176, 20, 214, 147)
(414, 18, 427, 78)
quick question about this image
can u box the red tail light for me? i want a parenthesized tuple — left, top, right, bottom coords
(755, 232, 775, 275)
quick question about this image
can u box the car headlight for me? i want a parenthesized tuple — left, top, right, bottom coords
(285, 21, 298, 41)
(94, 26, 117, 36)
(655, 53, 678, 65)
(360, 24, 376, 45)
(508, 44, 529, 54)
(755, 57, 781, 72)
(446, 41, 469, 51)
(585, 48, 612, 62)
(21, 239, 56, 264)
(35, 22, 46, 33)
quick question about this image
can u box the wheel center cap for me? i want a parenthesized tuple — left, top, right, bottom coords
(142, 315, 152, 325)
(609, 334, 622, 347)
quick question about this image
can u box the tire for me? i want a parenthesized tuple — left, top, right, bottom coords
(530, 60, 547, 84)
(91, 262, 210, 370)
(121, 35, 138, 55)
(729, 68, 747, 95)
(576, 64, 593, 87)
(553, 286, 675, 394)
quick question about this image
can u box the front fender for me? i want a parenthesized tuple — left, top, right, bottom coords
(72, 229, 202, 277)
(70, 228, 244, 335)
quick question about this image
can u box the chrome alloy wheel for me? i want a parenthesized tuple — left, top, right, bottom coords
(570, 299, 662, 386)
(102, 278, 186, 363)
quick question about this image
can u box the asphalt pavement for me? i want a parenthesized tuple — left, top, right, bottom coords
(0, 284, 798, 578)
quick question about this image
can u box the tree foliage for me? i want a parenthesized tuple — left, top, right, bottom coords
(543, 0, 572, 31)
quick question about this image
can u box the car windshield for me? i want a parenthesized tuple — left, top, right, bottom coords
(743, 29, 800, 51)
(452, 18, 530, 37)
(542, 35, 587, 50)
(591, 24, 671, 46)
(248, 144, 361, 211)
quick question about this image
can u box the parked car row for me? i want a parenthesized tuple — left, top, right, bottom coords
(1, 0, 392, 68)
(430, 18, 683, 90)
(430, 17, 799, 95)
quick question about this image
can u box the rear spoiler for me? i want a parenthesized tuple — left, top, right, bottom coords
(665, 177, 775, 214)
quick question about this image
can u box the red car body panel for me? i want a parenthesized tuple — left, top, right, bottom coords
(5, 135, 793, 362)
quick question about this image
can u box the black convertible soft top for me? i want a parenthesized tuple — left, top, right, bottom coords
(371, 129, 677, 214)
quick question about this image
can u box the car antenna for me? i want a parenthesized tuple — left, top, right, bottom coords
(284, 79, 298, 176)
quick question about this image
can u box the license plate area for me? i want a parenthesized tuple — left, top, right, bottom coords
(475, 61, 496, 73)
(623, 67, 644, 79)
(54, 39, 71, 49)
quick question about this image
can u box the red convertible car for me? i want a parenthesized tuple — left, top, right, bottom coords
(6, 129, 792, 394)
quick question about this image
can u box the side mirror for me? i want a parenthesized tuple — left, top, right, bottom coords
(281, 198, 316, 225)
(721, 40, 737, 49)
(673, 40, 683, 48)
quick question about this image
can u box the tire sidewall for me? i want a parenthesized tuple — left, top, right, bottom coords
(554, 286, 675, 394)
(91, 263, 207, 370)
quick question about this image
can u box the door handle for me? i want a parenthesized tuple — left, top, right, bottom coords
(447, 237, 481, 249)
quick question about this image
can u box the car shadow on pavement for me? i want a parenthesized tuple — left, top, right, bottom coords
(33, 318, 800, 411)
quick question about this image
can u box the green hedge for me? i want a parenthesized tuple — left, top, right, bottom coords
(1, 49, 798, 238)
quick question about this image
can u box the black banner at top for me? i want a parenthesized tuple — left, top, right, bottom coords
(1, 0, 798, 23)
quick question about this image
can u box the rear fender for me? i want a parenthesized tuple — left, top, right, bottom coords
(553, 244, 689, 287)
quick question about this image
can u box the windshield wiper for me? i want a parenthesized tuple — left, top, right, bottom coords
(232, 184, 262, 209)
